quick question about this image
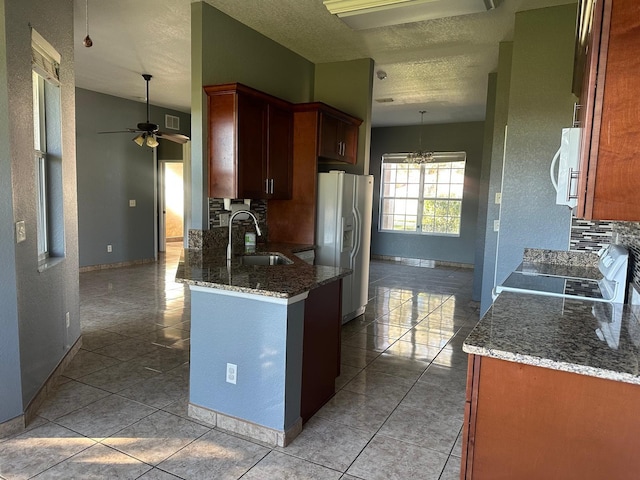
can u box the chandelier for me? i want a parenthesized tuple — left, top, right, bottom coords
(405, 110, 435, 164)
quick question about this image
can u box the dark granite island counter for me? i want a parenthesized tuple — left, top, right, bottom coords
(460, 292, 640, 479)
(175, 243, 350, 447)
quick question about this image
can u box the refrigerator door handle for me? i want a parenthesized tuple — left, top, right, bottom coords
(351, 205, 361, 262)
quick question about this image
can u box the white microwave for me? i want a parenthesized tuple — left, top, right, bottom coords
(550, 127, 580, 208)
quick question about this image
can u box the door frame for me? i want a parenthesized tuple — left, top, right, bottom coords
(155, 142, 190, 254)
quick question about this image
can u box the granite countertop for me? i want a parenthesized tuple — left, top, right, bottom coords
(175, 242, 351, 299)
(518, 247, 602, 279)
(516, 262, 602, 280)
(463, 292, 640, 385)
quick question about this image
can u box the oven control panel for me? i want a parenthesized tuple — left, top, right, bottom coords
(598, 244, 629, 282)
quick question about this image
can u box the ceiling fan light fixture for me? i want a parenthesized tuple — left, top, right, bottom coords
(146, 134, 159, 148)
(98, 74, 189, 146)
(133, 134, 145, 146)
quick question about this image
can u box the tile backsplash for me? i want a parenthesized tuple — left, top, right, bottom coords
(208, 198, 267, 230)
(187, 198, 268, 251)
(570, 219, 613, 252)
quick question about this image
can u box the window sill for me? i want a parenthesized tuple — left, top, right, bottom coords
(378, 229, 461, 238)
(38, 256, 65, 272)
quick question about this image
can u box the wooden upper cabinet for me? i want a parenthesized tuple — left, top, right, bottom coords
(298, 103, 362, 165)
(576, 0, 640, 221)
(204, 83, 293, 200)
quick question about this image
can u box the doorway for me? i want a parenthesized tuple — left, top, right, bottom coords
(159, 160, 184, 252)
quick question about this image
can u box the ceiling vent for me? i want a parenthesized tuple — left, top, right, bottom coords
(323, 0, 499, 30)
(375, 97, 395, 103)
(165, 114, 180, 131)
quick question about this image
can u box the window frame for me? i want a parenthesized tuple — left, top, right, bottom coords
(31, 28, 65, 269)
(378, 152, 467, 237)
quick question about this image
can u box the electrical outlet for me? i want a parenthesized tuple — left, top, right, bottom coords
(495, 192, 502, 204)
(220, 213, 230, 227)
(129, 199, 136, 207)
(226, 363, 237, 384)
(65, 312, 70, 328)
(493, 220, 500, 232)
(107, 244, 113, 253)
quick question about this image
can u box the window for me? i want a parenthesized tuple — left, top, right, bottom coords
(379, 152, 466, 236)
(32, 29, 64, 265)
(33, 72, 49, 260)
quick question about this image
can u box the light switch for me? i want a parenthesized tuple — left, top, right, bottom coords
(129, 199, 136, 207)
(16, 221, 26, 243)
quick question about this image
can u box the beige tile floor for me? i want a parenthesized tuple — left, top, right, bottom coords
(0, 244, 479, 479)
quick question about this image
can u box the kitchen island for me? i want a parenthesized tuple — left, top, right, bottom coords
(461, 292, 640, 479)
(175, 243, 350, 447)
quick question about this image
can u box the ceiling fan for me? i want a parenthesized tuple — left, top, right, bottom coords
(99, 74, 189, 148)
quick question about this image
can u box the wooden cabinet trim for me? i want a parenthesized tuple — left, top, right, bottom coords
(461, 354, 481, 480)
(204, 83, 293, 112)
(293, 101, 362, 127)
(577, 0, 612, 219)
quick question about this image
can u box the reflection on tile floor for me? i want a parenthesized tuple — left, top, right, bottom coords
(0, 244, 479, 480)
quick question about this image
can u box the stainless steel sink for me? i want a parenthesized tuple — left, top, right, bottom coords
(239, 254, 292, 266)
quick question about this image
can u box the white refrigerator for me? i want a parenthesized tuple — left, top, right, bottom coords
(315, 171, 373, 323)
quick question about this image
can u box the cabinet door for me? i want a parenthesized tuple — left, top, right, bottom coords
(267, 104, 293, 199)
(340, 121, 359, 165)
(237, 93, 268, 199)
(208, 92, 237, 199)
(464, 356, 640, 479)
(318, 112, 341, 161)
(577, 0, 640, 220)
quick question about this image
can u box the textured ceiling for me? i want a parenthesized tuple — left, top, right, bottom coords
(73, 0, 575, 127)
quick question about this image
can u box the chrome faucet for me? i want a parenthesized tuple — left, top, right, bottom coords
(227, 210, 262, 262)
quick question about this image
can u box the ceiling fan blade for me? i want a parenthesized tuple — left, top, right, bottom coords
(156, 131, 190, 144)
(98, 128, 140, 134)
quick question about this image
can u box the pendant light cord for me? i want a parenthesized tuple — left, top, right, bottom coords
(418, 110, 426, 152)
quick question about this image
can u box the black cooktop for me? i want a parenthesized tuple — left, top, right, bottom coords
(498, 271, 607, 301)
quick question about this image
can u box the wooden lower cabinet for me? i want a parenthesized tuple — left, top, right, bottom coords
(461, 355, 640, 480)
(300, 279, 342, 422)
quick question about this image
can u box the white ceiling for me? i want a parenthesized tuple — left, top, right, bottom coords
(73, 0, 574, 127)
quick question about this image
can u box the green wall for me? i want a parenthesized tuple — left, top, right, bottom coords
(491, 5, 577, 306)
(190, 2, 315, 230)
(315, 59, 374, 174)
(370, 122, 485, 265)
(472, 71, 498, 301)
(1, 0, 79, 424)
(479, 41, 513, 312)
